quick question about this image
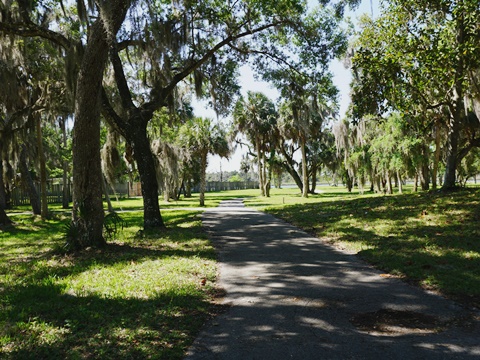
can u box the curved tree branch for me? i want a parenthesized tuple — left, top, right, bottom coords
(140, 20, 285, 115)
(0, 21, 72, 49)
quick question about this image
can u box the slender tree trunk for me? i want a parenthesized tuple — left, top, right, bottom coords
(397, 171, 403, 194)
(103, 176, 114, 212)
(0, 160, 11, 226)
(35, 114, 49, 218)
(60, 117, 70, 208)
(432, 121, 441, 190)
(443, 113, 461, 189)
(199, 151, 207, 206)
(19, 144, 41, 215)
(256, 141, 265, 196)
(262, 151, 270, 197)
(130, 125, 165, 228)
(346, 172, 353, 192)
(309, 162, 318, 194)
(301, 139, 308, 198)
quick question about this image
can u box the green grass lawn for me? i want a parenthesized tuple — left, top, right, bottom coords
(2, 184, 479, 358)
(0, 210, 219, 359)
(249, 185, 480, 307)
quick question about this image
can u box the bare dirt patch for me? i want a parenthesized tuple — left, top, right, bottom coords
(350, 309, 445, 336)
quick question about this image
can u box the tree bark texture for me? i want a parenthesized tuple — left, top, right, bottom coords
(19, 144, 41, 215)
(72, 1, 130, 248)
(301, 139, 308, 198)
(0, 160, 11, 226)
(130, 125, 165, 228)
(35, 114, 49, 218)
(443, 14, 466, 190)
(256, 140, 265, 196)
(279, 145, 303, 191)
(199, 151, 207, 207)
(61, 117, 70, 208)
(432, 121, 442, 190)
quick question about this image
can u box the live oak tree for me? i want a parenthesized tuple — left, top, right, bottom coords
(1, 0, 360, 247)
(351, 0, 480, 189)
(100, 0, 359, 224)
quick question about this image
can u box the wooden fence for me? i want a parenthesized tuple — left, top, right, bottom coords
(10, 182, 131, 207)
(10, 181, 259, 206)
(10, 183, 72, 206)
(192, 181, 259, 192)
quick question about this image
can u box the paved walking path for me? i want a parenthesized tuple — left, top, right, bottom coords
(186, 199, 479, 359)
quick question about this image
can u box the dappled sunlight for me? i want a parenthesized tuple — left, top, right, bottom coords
(265, 188, 480, 302)
(0, 210, 221, 359)
(188, 197, 480, 359)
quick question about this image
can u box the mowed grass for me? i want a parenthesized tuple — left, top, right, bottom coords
(0, 210, 219, 359)
(251, 185, 480, 307)
(2, 184, 479, 358)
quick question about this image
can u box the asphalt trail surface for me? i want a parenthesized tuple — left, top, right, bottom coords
(186, 199, 480, 359)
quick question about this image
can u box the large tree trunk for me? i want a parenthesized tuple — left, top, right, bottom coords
(397, 170, 403, 194)
(443, 19, 466, 190)
(386, 171, 393, 194)
(72, 21, 112, 248)
(19, 144, 41, 215)
(72, 1, 130, 248)
(130, 125, 165, 228)
(418, 144, 430, 191)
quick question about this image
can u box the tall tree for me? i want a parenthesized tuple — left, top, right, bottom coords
(71, 1, 131, 248)
(232, 92, 277, 196)
(179, 117, 229, 206)
(278, 77, 337, 197)
(1, 0, 360, 242)
(351, 0, 480, 189)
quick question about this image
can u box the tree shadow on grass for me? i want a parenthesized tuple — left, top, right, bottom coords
(2, 281, 218, 359)
(0, 211, 220, 359)
(266, 188, 480, 307)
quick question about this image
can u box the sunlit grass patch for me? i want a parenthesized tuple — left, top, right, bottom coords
(259, 186, 480, 307)
(0, 210, 218, 359)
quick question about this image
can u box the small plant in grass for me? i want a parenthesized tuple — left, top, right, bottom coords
(103, 211, 127, 241)
(63, 220, 81, 252)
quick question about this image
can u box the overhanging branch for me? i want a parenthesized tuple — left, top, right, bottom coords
(0, 21, 72, 49)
